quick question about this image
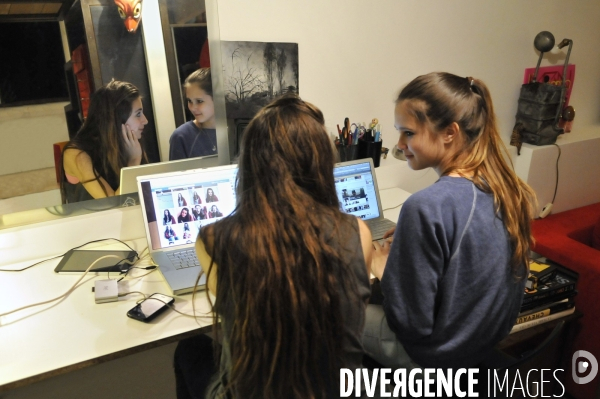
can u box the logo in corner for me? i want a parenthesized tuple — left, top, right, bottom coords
(572, 350, 598, 384)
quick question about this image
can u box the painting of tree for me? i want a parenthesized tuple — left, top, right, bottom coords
(276, 48, 287, 96)
(221, 41, 299, 121)
(263, 43, 276, 99)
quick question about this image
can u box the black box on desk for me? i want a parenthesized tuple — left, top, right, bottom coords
(521, 262, 579, 313)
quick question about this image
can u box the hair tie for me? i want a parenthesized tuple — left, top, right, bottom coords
(466, 76, 475, 87)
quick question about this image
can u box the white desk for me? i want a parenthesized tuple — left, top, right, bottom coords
(0, 238, 214, 392)
(0, 186, 412, 392)
(380, 187, 412, 224)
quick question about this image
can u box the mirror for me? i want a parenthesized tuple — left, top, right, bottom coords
(0, 0, 228, 224)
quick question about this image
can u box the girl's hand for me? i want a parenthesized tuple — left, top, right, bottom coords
(371, 238, 392, 280)
(382, 227, 396, 240)
(122, 124, 142, 166)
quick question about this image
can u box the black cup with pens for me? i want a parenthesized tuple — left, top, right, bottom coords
(335, 117, 359, 162)
(335, 118, 383, 166)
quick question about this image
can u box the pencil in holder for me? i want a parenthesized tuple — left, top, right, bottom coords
(336, 143, 359, 162)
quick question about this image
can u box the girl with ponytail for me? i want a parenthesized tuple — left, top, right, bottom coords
(365, 72, 537, 370)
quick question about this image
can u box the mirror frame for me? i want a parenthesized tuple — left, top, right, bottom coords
(142, 0, 229, 165)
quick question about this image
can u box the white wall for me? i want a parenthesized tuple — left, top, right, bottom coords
(216, 0, 600, 144)
(0, 102, 70, 175)
(216, 0, 600, 204)
(514, 127, 600, 214)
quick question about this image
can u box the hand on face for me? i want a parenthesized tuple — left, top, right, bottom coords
(122, 123, 142, 166)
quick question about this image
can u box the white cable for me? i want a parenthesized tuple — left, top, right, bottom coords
(0, 255, 124, 319)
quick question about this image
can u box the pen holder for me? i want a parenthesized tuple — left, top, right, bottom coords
(358, 139, 383, 167)
(336, 143, 359, 162)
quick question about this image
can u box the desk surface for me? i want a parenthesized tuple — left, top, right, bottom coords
(0, 187, 412, 392)
(0, 238, 213, 392)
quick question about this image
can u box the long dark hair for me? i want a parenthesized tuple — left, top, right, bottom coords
(62, 80, 146, 196)
(163, 209, 172, 224)
(397, 72, 536, 274)
(199, 95, 359, 398)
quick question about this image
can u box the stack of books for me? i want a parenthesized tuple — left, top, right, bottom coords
(510, 259, 578, 334)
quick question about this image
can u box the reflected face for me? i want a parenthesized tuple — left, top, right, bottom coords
(207, 189, 213, 196)
(211, 205, 217, 212)
(195, 205, 201, 212)
(186, 85, 215, 128)
(394, 101, 446, 173)
(125, 97, 148, 139)
(182, 209, 188, 216)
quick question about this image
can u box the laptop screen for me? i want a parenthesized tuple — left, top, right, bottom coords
(333, 160, 381, 221)
(138, 166, 238, 250)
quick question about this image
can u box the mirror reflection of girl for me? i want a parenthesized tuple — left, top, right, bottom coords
(205, 188, 218, 203)
(163, 209, 176, 225)
(169, 68, 217, 160)
(61, 80, 148, 202)
(177, 192, 187, 207)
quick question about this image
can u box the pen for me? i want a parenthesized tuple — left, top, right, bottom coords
(337, 124, 345, 145)
(375, 124, 381, 142)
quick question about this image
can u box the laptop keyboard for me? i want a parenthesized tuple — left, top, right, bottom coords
(166, 249, 200, 270)
(367, 219, 397, 241)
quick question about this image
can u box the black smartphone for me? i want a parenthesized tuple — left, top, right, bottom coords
(127, 293, 174, 322)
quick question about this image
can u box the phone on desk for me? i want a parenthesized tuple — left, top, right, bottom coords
(127, 293, 174, 322)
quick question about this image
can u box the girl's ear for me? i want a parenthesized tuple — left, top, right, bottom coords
(442, 122, 461, 143)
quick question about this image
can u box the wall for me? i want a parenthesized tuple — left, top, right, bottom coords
(216, 0, 600, 202)
(216, 0, 600, 143)
(0, 102, 70, 175)
(514, 127, 600, 214)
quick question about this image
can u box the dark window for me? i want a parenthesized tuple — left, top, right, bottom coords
(0, 22, 68, 106)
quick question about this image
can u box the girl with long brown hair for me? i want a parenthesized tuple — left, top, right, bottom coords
(61, 80, 148, 202)
(365, 72, 537, 370)
(174, 95, 373, 398)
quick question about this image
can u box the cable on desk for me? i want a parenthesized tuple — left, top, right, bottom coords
(383, 201, 405, 212)
(117, 265, 157, 282)
(0, 238, 139, 272)
(0, 254, 126, 319)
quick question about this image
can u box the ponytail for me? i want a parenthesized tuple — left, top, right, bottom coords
(398, 72, 537, 276)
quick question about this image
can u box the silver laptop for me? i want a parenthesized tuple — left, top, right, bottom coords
(121, 155, 219, 195)
(334, 159, 396, 240)
(137, 164, 238, 295)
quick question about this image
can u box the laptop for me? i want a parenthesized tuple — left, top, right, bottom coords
(333, 159, 396, 240)
(120, 154, 219, 195)
(137, 164, 238, 295)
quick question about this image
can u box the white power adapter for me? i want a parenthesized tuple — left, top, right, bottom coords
(94, 279, 118, 304)
(539, 203, 553, 219)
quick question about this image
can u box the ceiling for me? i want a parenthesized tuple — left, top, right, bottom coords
(0, 0, 76, 21)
